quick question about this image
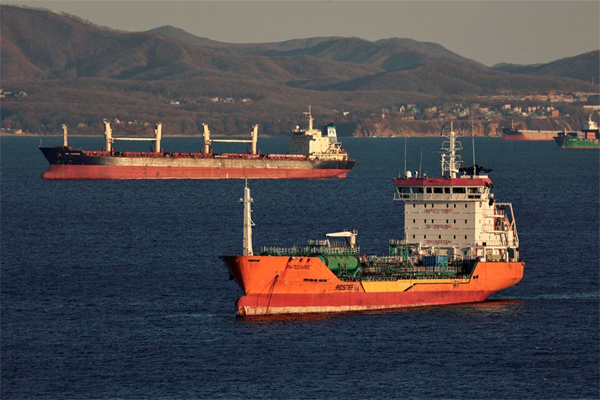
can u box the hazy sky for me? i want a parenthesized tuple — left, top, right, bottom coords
(6, 1, 600, 66)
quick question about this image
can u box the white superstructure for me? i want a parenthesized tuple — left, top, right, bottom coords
(289, 106, 348, 160)
(393, 125, 520, 263)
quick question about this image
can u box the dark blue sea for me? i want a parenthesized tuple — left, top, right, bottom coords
(2, 135, 599, 399)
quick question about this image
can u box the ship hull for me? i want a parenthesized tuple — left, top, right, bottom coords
(502, 129, 558, 141)
(235, 290, 495, 316)
(553, 136, 600, 149)
(221, 255, 524, 316)
(39, 147, 354, 179)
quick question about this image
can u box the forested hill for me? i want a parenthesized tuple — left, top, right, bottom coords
(2, 5, 598, 136)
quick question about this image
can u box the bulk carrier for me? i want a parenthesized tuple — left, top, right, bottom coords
(502, 123, 559, 141)
(39, 108, 354, 179)
(222, 125, 524, 316)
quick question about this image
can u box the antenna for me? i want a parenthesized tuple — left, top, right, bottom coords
(419, 147, 423, 177)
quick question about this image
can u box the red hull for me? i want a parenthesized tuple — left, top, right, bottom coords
(236, 290, 494, 316)
(502, 130, 557, 141)
(42, 164, 350, 180)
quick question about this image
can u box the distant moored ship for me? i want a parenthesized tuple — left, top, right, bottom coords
(502, 120, 559, 141)
(553, 114, 600, 149)
(39, 108, 355, 179)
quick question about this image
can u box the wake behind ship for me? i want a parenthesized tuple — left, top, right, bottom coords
(222, 125, 524, 316)
(39, 108, 355, 180)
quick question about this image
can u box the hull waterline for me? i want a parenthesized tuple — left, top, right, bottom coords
(41, 163, 352, 180)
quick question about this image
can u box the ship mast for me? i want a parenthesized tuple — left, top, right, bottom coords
(471, 111, 476, 173)
(241, 181, 255, 256)
(440, 122, 462, 178)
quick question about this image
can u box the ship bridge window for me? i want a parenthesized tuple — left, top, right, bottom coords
(453, 187, 466, 194)
(426, 188, 432, 193)
(434, 187, 443, 194)
(444, 187, 450, 193)
(468, 187, 483, 199)
(397, 186, 411, 199)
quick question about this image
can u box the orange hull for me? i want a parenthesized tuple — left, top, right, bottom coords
(221, 256, 524, 316)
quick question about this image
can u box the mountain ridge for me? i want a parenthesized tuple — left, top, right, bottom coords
(492, 50, 599, 83)
(1, 5, 598, 136)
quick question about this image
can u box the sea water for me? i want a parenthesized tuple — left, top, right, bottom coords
(2, 136, 598, 398)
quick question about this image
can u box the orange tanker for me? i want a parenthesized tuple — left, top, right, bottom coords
(222, 124, 524, 316)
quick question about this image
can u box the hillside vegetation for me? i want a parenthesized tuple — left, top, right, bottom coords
(1, 5, 598, 137)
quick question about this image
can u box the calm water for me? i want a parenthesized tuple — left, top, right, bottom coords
(2, 135, 599, 399)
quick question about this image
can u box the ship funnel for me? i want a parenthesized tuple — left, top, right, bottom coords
(202, 123, 211, 154)
(154, 122, 162, 153)
(241, 181, 255, 256)
(62, 124, 68, 147)
(103, 120, 113, 152)
(251, 125, 258, 155)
